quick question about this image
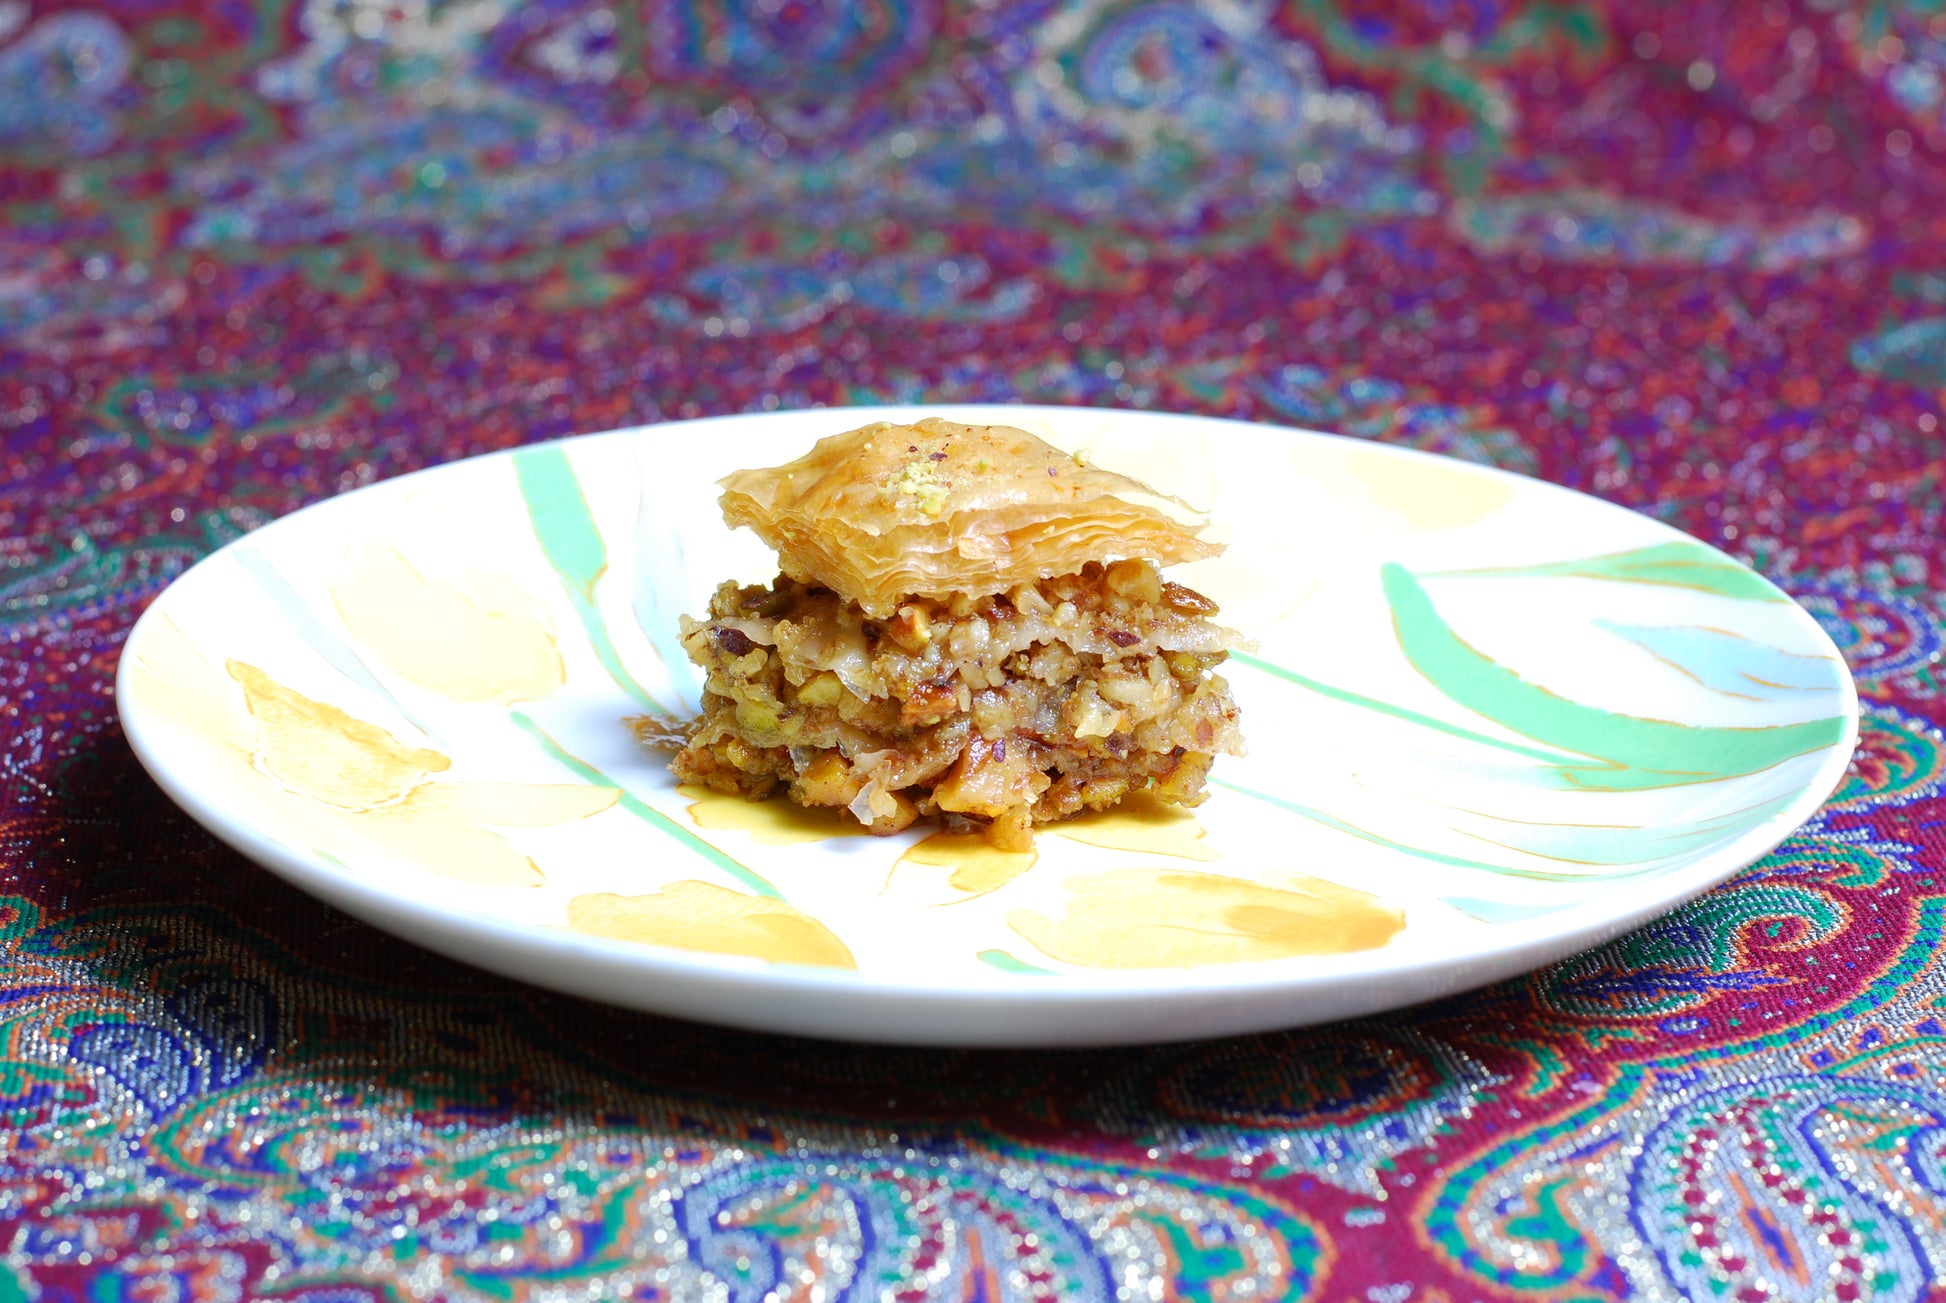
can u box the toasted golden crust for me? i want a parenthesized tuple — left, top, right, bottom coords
(717, 418, 1218, 618)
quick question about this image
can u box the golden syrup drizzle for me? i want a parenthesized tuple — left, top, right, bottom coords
(1045, 795, 1218, 861)
(1008, 867, 1405, 968)
(898, 831, 1038, 896)
(679, 785, 860, 846)
(567, 882, 856, 968)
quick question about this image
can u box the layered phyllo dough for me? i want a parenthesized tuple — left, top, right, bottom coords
(657, 418, 1246, 848)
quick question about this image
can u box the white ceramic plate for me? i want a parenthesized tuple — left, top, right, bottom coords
(117, 405, 1859, 1045)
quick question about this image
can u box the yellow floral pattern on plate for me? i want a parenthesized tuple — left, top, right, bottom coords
(1008, 867, 1408, 968)
(330, 540, 566, 705)
(128, 618, 616, 887)
(567, 882, 857, 969)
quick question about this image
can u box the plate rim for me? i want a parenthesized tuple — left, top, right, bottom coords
(114, 403, 1863, 1042)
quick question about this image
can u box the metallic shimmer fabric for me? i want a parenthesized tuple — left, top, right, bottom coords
(3, 1, 1943, 1297)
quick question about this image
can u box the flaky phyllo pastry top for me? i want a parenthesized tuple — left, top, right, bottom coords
(717, 418, 1218, 616)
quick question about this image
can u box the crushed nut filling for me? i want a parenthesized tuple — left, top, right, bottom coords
(660, 558, 1245, 850)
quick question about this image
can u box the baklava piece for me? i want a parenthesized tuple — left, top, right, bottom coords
(659, 418, 1246, 849)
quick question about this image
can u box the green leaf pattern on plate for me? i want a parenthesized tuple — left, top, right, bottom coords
(1228, 544, 1849, 891)
(1381, 562, 1848, 792)
(513, 444, 674, 717)
(1426, 540, 1792, 603)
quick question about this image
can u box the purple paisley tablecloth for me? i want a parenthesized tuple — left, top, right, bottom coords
(4, 1, 1945, 1298)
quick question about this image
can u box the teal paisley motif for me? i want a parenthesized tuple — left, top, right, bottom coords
(1427, 901, 1946, 1298)
(1541, 883, 1844, 1019)
(0, 901, 1329, 1301)
(1851, 316, 1946, 389)
(1750, 823, 1920, 891)
(0, 898, 276, 1145)
(0, 12, 132, 156)
(90, 354, 397, 451)
(1089, 1026, 1502, 1198)
(116, 1081, 1326, 1301)
(1253, 364, 1539, 475)
(1827, 704, 1946, 812)
(1452, 190, 1866, 269)
(1, 534, 203, 642)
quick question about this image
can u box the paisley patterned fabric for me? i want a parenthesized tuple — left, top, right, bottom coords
(2, 0, 1942, 1297)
